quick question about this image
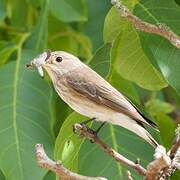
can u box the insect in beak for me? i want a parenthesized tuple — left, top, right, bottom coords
(26, 50, 51, 78)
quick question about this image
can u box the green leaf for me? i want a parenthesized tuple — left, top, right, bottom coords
(84, 0, 111, 50)
(104, 0, 167, 90)
(0, 41, 16, 66)
(103, 7, 125, 43)
(48, 16, 92, 60)
(134, 0, 180, 95)
(145, 99, 175, 117)
(54, 112, 85, 171)
(172, 171, 180, 180)
(51, 92, 71, 137)
(109, 70, 140, 105)
(43, 171, 55, 180)
(175, 0, 180, 6)
(89, 44, 111, 78)
(155, 113, 176, 149)
(111, 24, 167, 90)
(25, 0, 49, 52)
(0, 50, 54, 179)
(30, 0, 44, 8)
(79, 123, 154, 179)
(50, 0, 87, 22)
(0, 0, 6, 21)
(10, 0, 28, 29)
(103, 0, 138, 43)
(0, 170, 5, 180)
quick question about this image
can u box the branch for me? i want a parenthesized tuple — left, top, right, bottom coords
(145, 146, 171, 180)
(35, 144, 107, 180)
(73, 123, 146, 176)
(170, 125, 180, 159)
(145, 126, 180, 180)
(111, 0, 180, 49)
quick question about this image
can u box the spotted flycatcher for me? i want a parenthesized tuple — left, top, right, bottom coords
(28, 51, 158, 147)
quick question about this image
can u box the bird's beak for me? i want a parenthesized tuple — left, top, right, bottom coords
(26, 50, 51, 78)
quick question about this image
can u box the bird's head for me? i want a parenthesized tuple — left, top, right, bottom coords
(27, 50, 83, 79)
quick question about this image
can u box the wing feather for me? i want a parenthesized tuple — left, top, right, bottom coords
(65, 69, 156, 128)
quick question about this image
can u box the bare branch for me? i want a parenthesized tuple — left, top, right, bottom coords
(35, 144, 107, 180)
(111, 0, 180, 49)
(73, 123, 146, 176)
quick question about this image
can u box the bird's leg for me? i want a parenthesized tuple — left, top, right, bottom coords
(94, 122, 106, 135)
(73, 117, 106, 140)
(80, 118, 106, 136)
(89, 122, 106, 143)
(73, 117, 96, 133)
(80, 117, 96, 126)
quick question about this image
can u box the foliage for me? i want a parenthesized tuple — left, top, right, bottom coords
(0, 0, 180, 179)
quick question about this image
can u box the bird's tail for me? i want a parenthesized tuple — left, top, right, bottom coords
(110, 114, 159, 147)
(145, 130, 159, 148)
(125, 119, 159, 148)
(134, 124, 159, 148)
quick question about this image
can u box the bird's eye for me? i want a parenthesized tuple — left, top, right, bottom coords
(56, 56, 63, 62)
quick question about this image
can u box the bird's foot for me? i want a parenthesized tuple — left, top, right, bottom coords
(89, 122, 106, 143)
(73, 117, 96, 134)
(73, 120, 106, 143)
(80, 117, 96, 126)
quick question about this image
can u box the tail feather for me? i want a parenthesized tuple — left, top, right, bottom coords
(145, 130, 159, 148)
(109, 113, 159, 147)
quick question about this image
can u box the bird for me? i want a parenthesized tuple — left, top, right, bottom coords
(28, 50, 158, 147)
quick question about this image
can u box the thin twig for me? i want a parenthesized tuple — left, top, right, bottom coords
(111, 0, 180, 49)
(35, 144, 107, 180)
(73, 123, 146, 176)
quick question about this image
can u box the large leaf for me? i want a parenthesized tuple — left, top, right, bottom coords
(109, 70, 140, 105)
(134, 0, 180, 95)
(10, 0, 28, 29)
(0, 170, 5, 180)
(104, 1, 167, 90)
(103, 0, 138, 43)
(155, 113, 176, 149)
(145, 99, 175, 117)
(0, 50, 54, 180)
(48, 17, 92, 60)
(0, 41, 16, 66)
(25, 0, 49, 53)
(50, 0, 87, 22)
(111, 24, 167, 90)
(84, 0, 111, 50)
(54, 112, 85, 171)
(51, 92, 71, 137)
(89, 44, 111, 77)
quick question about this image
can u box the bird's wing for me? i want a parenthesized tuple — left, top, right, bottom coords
(65, 70, 154, 127)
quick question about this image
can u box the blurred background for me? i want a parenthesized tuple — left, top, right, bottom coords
(0, 0, 180, 179)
